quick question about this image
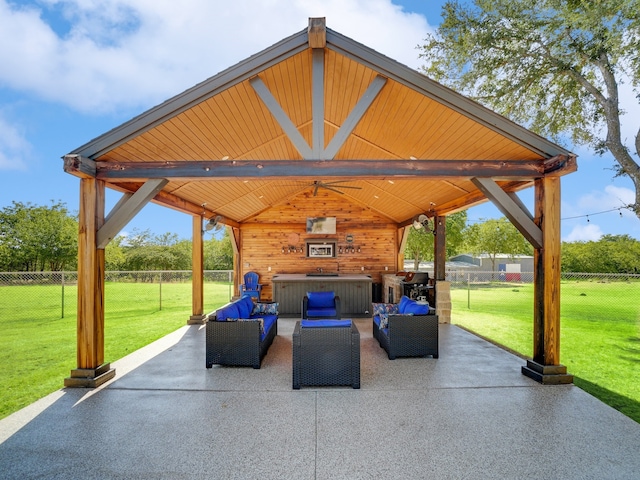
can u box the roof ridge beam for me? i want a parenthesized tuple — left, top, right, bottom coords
(308, 18, 326, 49)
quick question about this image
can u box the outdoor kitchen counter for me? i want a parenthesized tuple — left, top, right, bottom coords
(272, 274, 372, 317)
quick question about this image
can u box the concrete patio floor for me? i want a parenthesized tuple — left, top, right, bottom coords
(1, 318, 639, 479)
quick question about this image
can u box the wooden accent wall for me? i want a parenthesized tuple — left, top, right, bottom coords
(239, 190, 398, 301)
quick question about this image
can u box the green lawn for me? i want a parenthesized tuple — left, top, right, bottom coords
(2, 279, 639, 424)
(0, 281, 232, 420)
(451, 279, 640, 423)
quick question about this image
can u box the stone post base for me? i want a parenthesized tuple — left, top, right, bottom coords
(435, 281, 451, 324)
(64, 363, 116, 388)
(522, 360, 573, 385)
(188, 314, 207, 325)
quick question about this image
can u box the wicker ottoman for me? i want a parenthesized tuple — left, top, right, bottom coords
(292, 320, 360, 389)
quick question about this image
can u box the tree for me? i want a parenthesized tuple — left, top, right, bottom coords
(463, 217, 533, 271)
(562, 234, 640, 273)
(405, 211, 468, 269)
(120, 229, 191, 271)
(420, 0, 640, 217)
(204, 230, 233, 270)
(0, 201, 77, 271)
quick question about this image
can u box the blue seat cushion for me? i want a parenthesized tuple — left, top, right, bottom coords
(301, 319, 351, 328)
(259, 315, 278, 341)
(306, 291, 335, 308)
(373, 314, 388, 329)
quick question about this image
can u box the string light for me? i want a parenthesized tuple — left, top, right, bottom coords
(466, 207, 626, 227)
(561, 207, 625, 221)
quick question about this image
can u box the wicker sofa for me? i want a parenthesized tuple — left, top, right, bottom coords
(372, 296, 438, 359)
(206, 295, 278, 369)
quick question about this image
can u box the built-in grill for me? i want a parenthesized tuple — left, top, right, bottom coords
(401, 272, 433, 303)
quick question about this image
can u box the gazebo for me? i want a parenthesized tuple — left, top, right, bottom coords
(62, 18, 576, 388)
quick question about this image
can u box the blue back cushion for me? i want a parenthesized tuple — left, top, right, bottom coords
(398, 295, 412, 314)
(217, 303, 239, 321)
(402, 301, 430, 315)
(236, 296, 253, 318)
(307, 291, 335, 308)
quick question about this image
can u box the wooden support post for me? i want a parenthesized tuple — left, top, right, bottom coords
(230, 227, 241, 299)
(522, 177, 573, 384)
(433, 216, 446, 282)
(189, 215, 206, 324)
(65, 178, 115, 388)
(433, 215, 450, 323)
(397, 227, 409, 272)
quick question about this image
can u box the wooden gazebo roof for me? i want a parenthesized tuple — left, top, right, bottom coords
(62, 18, 576, 388)
(64, 18, 575, 231)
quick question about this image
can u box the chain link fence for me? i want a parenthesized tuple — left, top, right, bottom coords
(447, 270, 640, 317)
(0, 270, 234, 321)
(3, 269, 638, 324)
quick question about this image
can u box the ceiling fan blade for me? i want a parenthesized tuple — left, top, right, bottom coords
(320, 185, 345, 194)
(321, 180, 357, 186)
(317, 180, 362, 190)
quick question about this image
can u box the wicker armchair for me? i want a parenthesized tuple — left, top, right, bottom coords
(373, 314, 438, 359)
(301, 291, 341, 319)
(372, 296, 438, 359)
(292, 320, 360, 389)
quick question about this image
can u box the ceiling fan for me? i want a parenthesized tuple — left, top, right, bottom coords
(204, 215, 224, 232)
(294, 180, 362, 196)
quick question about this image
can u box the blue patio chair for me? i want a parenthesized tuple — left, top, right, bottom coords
(302, 291, 341, 319)
(241, 271, 262, 301)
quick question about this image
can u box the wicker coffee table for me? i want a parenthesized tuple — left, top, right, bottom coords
(292, 320, 360, 389)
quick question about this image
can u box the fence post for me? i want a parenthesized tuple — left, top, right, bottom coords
(159, 272, 163, 311)
(467, 273, 471, 309)
(61, 271, 65, 319)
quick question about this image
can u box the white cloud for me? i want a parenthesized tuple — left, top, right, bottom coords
(0, 114, 30, 170)
(563, 223, 604, 242)
(0, 0, 432, 114)
(577, 184, 634, 214)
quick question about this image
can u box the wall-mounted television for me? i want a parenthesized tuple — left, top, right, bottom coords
(306, 217, 336, 234)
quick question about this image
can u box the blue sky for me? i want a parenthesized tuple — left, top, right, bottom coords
(1, 0, 638, 241)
